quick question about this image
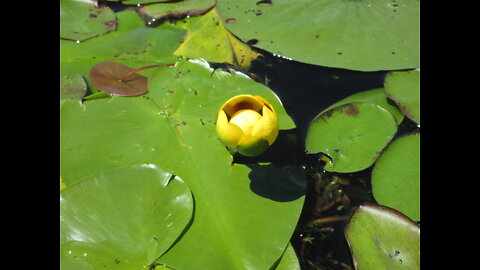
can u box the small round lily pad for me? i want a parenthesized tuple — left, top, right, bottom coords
(89, 61, 149, 96)
(305, 102, 397, 173)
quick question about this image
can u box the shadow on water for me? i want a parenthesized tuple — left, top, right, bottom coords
(249, 51, 388, 147)
(246, 163, 306, 202)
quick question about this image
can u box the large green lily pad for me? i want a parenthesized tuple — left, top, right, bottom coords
(384, 69, 420, 124)
(372, 133, 420, 221)
(305, 102, 397, 173)
(60, 0, 117, 42)
(215, 0, 419, 71)
(60, 10, 185, 92)
(60, 58, 302, 270)
(60, 164, 193, 270)
(345, 204, 420, 270)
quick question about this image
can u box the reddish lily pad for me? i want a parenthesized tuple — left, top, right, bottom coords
(89, 61, 150, 96)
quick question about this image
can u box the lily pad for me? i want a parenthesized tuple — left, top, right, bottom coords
(61, 58, 302, 270)
(60, 0, 117, 42)
(372, 133, 420, 221)
(344, 203, 420, 270)
(123, 0, 175, 4)
(322, 88, 405, 125)
(173, 8, 261, 68)
(215, 0, 419, 71)
(60, 164, 193, 270)
(89, 61, 149, 96)
(60, 10, 185, 92)
(138, 0, 215, 21)
(274, 243, 301, 270)
(60, 74, 87, 104)
(384, 69, 420, 124)
(305, 102, 397, 173)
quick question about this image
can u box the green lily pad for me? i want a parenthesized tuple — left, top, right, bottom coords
(372, 133, 420, 221)
(305, 102, 397, 173)
(60, 10, 185, 92)
(60, 164, 193, 270)
(138, 0, 215, 21)
(61, 58, 302, 270)
(123, 0, 174, 4)
(60, 0, 117, 42)
(344, 203, 420, 270)
(215, 0, 419, 71)
(384, 69, 420, 124)
(274, 243, 300, 270)
(60, 74, 87, 104)
(173, 8, 261, 68)
(323, 88, 405, 125)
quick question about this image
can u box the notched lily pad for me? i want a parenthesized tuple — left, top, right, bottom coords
(305, 102, 397, 173)
(89, 61, 149, 96)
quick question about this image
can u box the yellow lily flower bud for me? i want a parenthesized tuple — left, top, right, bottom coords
(216, 94, 279, 157)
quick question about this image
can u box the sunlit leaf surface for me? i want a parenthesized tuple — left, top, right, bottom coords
(345, 204, 420, 270)
(60, 165, 193, 270)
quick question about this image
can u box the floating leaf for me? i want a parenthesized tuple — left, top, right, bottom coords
(89, 61, 152, 96)
(61, 58, 301, 270)
(322, 88, 405, 125)
(174, 8, 261, 68)
(60, 0, 117, 41)
(123, 0, 175, 4)
(305, 102, 397, 173)
(60, 10, 185, 92)
(216, 0, 419, 71)
(344, 204, 420, 270)
(372, 133, 420, 221)
(60, 164, 193, 270)
(138, 0, 215, 21)
(274, 243, 301, 270)
(60, 74, 87, 104)
(384, 69, 420, 124)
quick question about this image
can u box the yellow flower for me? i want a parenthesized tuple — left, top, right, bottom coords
(216, 94, 279, 157)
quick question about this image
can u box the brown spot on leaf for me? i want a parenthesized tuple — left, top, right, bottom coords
(225, 18, 237, 23)
(344, 104, 359, 116)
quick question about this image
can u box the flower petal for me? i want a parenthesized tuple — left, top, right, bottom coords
(229, 109, 262, 137)
(237, 135, 269, 157)
(216, 110, 245, 148)
(251, 106, 279, 145)
(221, 95, 264, 118)
(254, 95, 275, 113)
